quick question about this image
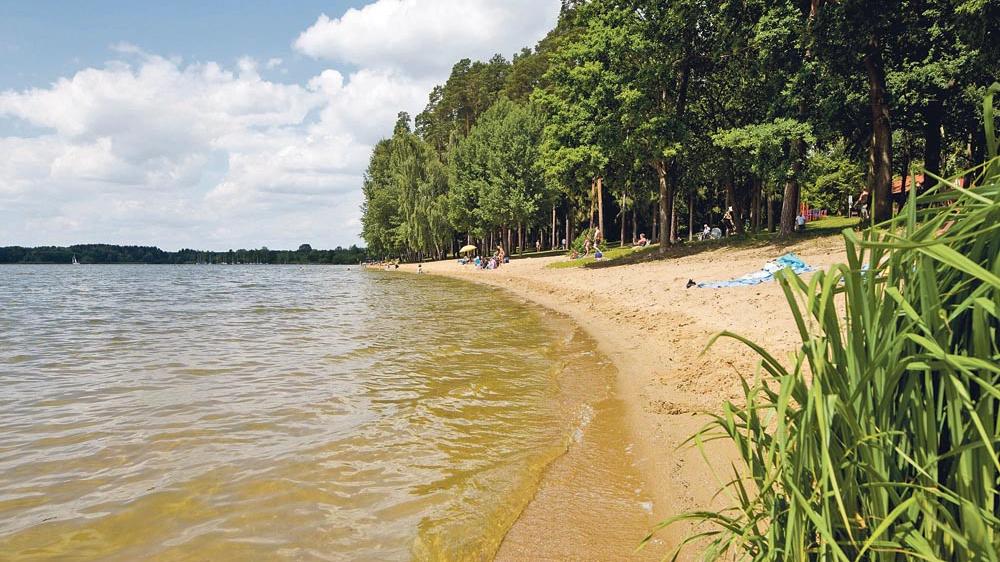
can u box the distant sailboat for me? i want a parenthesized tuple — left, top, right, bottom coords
(72, 255, 80, 265)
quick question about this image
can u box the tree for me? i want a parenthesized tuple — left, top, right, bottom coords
(450, 98, 550, 250)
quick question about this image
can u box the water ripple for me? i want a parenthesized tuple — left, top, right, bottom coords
(0, 265, 590, 560)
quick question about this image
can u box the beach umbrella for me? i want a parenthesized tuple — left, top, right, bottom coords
(459, 244, 477, 254)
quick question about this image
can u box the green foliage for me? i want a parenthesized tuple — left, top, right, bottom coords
(448, 98, 550, 236)
(362, 114, 453, 258)
(415, 55, 511, 155)
(803, 140, 865, 212)
(362, 0, 998, 261)
(651, 92, 1000, 560)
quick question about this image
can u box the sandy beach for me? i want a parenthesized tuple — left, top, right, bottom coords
(402, 233, 852, 559)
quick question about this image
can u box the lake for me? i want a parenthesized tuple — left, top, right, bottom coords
(0, 265, 610, 560)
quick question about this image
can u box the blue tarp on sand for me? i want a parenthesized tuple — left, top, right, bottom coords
(697, 252, 814, 288)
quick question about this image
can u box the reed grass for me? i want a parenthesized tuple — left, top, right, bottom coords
(649, 83, 1000, 560)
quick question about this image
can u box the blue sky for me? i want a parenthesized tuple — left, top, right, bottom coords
(0, 1, 361, 90)
(0, 1, 560, 250)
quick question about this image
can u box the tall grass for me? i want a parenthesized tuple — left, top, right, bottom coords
(650, 83, 1000, 561)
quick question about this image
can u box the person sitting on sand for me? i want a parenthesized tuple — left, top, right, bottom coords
(633, 233, 648, 247)
(702, 224, 711, 240)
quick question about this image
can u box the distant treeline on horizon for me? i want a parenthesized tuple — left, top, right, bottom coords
(0, 244, 367, 265)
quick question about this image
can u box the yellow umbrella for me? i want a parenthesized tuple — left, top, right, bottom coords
(459, 244, 477, 254)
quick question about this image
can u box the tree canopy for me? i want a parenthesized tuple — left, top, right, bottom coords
(360, 0, 999, 259)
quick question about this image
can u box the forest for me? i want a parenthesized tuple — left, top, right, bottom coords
(360, 0, 998, 260)
(0, 244, 367, 265)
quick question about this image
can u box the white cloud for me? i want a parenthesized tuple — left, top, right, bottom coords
(0, 55, 412, 249)
(0, 1, 559, 250)
(294, 0, 560, 77)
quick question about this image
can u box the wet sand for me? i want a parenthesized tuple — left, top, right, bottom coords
(404, 233, 850, 560)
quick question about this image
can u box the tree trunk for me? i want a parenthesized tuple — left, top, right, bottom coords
(668, 171, 679, 244)
(779, 0, 822, 236)
(864, 32, 893, 222)
(632, 207, 637, 243)
(588, 179, 596, 232)
(724, 172, 744, 236)
(619, 196, 626, 248)
(670, 193, 678, 243)
(654, 160, 671, 253)
(767, 193, 775, 232)
(597, 177, 604, 241)
(688, 189, 694, 241)
(551, 205, 557, 250)
(780, 139, 804, 236)
(922, 99, 942, 192)
(566, 207, 573, 249)
(750, 177, 762, 233)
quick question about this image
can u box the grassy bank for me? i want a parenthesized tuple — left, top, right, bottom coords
(653, 91, 1000, 560)
(547, 216, 859, 270)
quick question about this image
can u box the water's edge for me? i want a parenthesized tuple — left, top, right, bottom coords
(396, 269, 657, 560)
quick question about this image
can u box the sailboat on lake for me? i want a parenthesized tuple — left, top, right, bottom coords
(72, 255, 79, 265)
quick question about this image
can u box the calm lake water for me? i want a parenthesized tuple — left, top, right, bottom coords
(0, 265, 606, 561)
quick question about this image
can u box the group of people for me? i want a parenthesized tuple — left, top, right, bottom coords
(569, 227, 606, 260)
(459, 244, 508, 270)
(365, 259, 400, 270)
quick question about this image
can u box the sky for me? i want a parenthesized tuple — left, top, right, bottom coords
(0, 0, 560, 250)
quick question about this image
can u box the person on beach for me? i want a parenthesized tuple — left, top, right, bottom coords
(583, 236, 591, 256)
(593, 227, 602, 245)
(857, 187, 870, 220)
(723, 207, 735, 236)
(561, 237, 567, 250)
(633, 233, 648, 247)
(417, 264, 423, 274)
(496, 244, 505, 264)
(702, 224, 711, 240)
(796, 213, 806, 232)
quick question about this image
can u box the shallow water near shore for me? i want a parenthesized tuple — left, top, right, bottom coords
(0, 264, 640, 560)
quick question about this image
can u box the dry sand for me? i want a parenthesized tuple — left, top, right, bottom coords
(401, 233, 850, 560)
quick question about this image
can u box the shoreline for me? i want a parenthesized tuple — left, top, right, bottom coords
(402, 233, 851, 559)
